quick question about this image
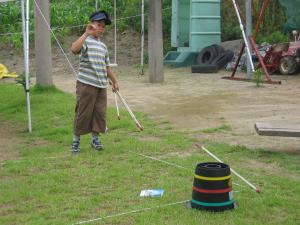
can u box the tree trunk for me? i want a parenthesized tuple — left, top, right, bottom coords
(34, 0, 53, 87)
(148, 0, 164, 83)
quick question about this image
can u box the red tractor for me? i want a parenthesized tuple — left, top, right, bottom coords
(263, 31, 300, 75)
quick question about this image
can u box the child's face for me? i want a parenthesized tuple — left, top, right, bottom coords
(91, 20, 106, 37)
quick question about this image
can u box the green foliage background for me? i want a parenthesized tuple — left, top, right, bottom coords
(0, 0, 290, 51)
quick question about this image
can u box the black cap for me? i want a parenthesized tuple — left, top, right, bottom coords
(89, 11, 111, 25)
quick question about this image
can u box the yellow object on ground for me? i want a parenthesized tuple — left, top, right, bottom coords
(0, 63, 18, 79)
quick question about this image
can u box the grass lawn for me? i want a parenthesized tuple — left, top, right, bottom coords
(0, 83, 299, 225)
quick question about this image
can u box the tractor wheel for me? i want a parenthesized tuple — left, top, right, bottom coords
(279, 56, 298, 75)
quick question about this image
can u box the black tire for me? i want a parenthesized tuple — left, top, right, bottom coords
(210, 44, 225, 56)
(279, 56, 298, 75)
(211, 50, 234, 69)
(191, 64, 219, 73)
(196, 46, 218, 65)
(296, 48, 300, 58)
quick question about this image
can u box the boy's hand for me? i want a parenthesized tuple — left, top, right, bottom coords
(109, 80, 119, 92)
(85, 23, 96, 36)
(112, 82, 119, 92)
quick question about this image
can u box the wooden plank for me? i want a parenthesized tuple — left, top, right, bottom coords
(255, 122, 300, 137)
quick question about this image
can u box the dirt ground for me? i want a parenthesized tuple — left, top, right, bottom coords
(1, 30, 300, 155)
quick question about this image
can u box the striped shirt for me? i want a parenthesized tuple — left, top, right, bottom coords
(77, 36, 110, 88)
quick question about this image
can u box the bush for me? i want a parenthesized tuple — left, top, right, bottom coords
(256, 31, 290, 44)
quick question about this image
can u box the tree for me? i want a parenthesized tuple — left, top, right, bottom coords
(34, 0, 53, 87)
(148, 0, 164, 83)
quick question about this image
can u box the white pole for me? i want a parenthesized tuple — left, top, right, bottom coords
(231, 0, 255, 72)
(109, 0, 117, 67)
(246, 0, 253, 79)
(114, 0, 117, 65)
(21, 0, 26, 55)
(195, 144, 261, 193)
(116, 91, 143, 131)
(25, 0, 32, 132)
(114, 93, 120, 120)
(140, 0, 145, 75)
(21, 0, 32, 133)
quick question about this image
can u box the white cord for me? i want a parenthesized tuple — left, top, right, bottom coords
(73, 200, 189, 225)
(129, 151, 191, 171)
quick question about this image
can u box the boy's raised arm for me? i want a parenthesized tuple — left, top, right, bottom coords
(70, 33, 88, 54)
(70, 24, 95, 54)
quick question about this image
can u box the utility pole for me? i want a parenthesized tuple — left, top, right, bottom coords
(148, 0, 164, 83)
(34, 0, 53, 87)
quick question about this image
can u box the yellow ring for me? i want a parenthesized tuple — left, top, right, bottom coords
(194, 174, 231, 181)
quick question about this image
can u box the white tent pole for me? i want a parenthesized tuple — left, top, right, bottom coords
(140, 0, 145, 75)
(246, 0, 253, 78)
(21, 0, 26, 52)
(25, 0, 32, 132)
(231, 0, 255, 72)
(21, 0, 32, 133)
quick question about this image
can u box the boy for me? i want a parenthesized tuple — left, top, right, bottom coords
(70, 10, 119, 153)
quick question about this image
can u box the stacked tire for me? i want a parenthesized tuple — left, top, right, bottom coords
(192, 44, 234, 73)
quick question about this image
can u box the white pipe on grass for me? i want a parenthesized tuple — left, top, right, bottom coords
(195, 143, 261, 193)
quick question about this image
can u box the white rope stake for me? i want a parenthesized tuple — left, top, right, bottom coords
(114, 92, 120, 120)
(194, 143, 261, 193)
(115, 91, 143, 131)
(73, 200, 189, 225)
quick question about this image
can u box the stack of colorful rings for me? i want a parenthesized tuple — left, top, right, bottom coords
(191, 162, 235, 212)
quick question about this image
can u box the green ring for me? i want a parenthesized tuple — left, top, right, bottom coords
(191, 199, 235, 207)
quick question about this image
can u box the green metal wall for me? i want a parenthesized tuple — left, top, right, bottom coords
(171, 0, 221, 51)
(167, 0, 221, 67)
(172, 0, 190, 48)
(190, 0, 221, 51)
(178, 0, 190, 47)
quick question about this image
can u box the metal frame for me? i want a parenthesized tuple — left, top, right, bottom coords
(223, 0, 281, 85)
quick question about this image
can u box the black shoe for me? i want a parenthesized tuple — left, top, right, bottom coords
(71, 140, 80, 153)
(91, 138, 104, 151)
